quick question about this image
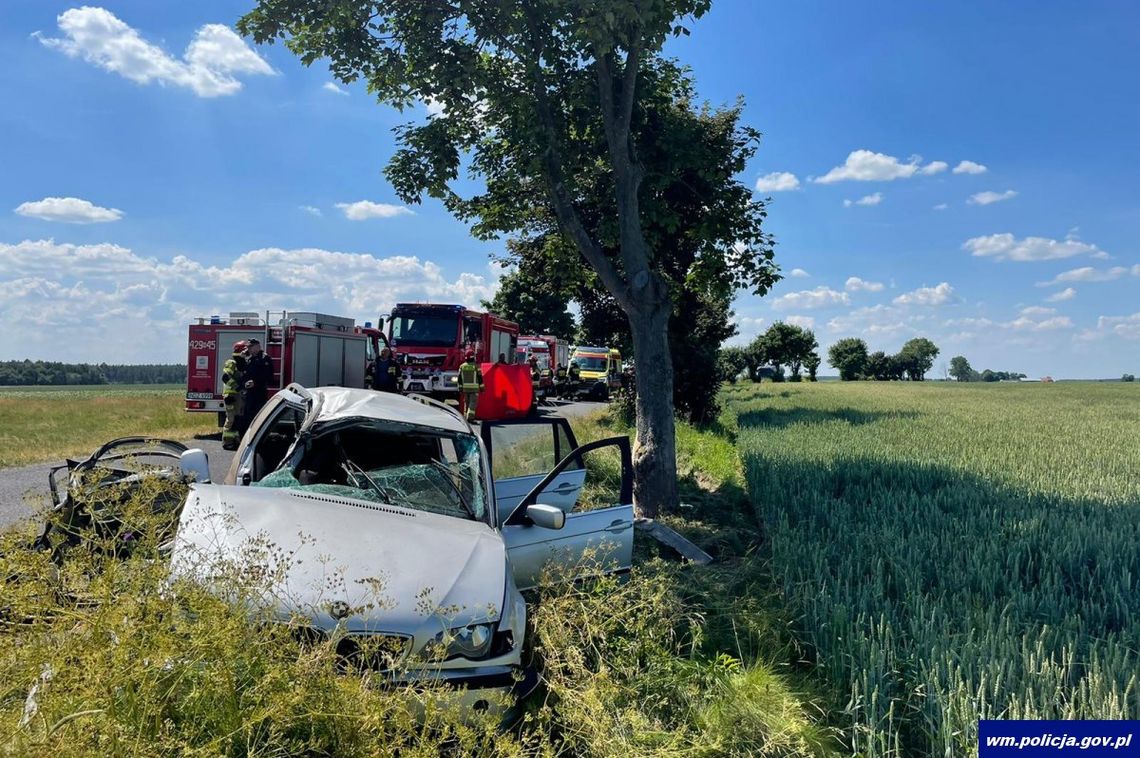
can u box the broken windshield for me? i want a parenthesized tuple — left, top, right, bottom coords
(253, 421, 486, 522)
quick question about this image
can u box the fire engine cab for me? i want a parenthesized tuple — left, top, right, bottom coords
(387, 303, 520, 398)
(185, 311, 387, 424)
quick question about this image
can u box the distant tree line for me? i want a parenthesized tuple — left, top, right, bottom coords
(948, 356, 1026, 382)
(718, 321, 821, 383)
(827, 337, 941, 381)
(0, 361, 186, 386)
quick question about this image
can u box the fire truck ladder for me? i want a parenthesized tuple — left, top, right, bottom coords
(265, 310, 287, 391)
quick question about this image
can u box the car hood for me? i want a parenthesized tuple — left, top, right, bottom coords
(170, 484, 507, 638)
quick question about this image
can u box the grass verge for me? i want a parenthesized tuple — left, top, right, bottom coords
(0, 389, 215, 468)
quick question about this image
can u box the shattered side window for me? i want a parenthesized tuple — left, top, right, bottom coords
(254, 426, 486, 522)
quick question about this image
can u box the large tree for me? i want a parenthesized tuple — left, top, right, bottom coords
(240, 1, 778, 517)
(898, 337, 940, 381)
(948, 355, 975, 382)
(761, 322, 818, 381)
(828, 338, 869, 381)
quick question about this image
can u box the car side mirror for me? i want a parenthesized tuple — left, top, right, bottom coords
(180, 449, 211, 483)
(526, 504, 565, 530)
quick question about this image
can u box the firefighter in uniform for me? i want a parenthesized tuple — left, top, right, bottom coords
(554, 363, 568, 397)
(239, 338, 274, 435)
(373, 347, 402, 393)
(567, 360, 581, 396)
(527, 356, 541, 408)
(458, 350, 484, 422)
(221, 340, 249, 450)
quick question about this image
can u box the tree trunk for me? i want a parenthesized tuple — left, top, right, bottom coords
(627, 303, 677, 519)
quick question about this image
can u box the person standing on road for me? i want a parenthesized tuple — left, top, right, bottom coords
(458, 350, 484, 422)
(527, 355, 541, 409)
(373, 347, 402, 393)
(554, 362, 568, 397)
(221, 340, 249, 450)
(239, 338, 274, 434)
(567, 360, 581, 396)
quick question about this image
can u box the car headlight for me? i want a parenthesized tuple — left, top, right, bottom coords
(426, 622, 495, 661)
(447, 375, 458, 384)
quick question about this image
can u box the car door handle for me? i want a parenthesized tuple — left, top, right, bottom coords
(604, 520, 632, 533)
(552, 482, 577, 494)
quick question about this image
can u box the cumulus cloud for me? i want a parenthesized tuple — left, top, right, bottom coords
(814, 150, 947, 184)
(968, 189, 1018, 206)
(952, 160, 988, 175)
(322, 82, 348, 96)
(1046, 287, 1077, 302)
(754, 172, 800, 193)
(789, 268, 810, 278)
(1019, 306, 1056, 317)
(37, 7, 274, 97)
(772, 286, 849, 310)
(843, 192, 883, 207)
(845, 276, 885, 293)
(1037, 266, 1136, 286)
(963, 233, 1107, 262)
(299, 205, 322, 217)
(335, 201, 415, 220)
(893, 282, 955, 306)
(933, 203, 949, 211)
(784, 315, 816, 330)
(825, 304, 918, 337)
(0, 239, 500, 362)
(14, 196, 123, 223)
(1095, 313, 1140, 340)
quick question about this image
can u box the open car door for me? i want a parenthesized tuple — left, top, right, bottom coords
(501, 436, 635, 591)
(481, 418, 586, 524)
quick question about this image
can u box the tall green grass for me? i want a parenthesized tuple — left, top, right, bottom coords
(728, 382, 1140, 755)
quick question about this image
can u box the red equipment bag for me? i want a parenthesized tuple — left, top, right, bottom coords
(475, 364, 534, 420)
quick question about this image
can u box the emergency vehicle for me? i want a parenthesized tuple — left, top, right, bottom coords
(517, 335, 570, 398)
(569, 346, 623, 400)
(386, 303, 520, 398)
(185, 311, 387, 424)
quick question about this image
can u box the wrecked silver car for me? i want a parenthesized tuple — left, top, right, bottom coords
(170, 384, 635, 712)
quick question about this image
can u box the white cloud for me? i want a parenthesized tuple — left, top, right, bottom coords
(952, 160, 988, 175)
(843, 192, 883, 207)
(845, 276, 885, 293)
(893, 282, 955, 306)
(789, 268, 810, 278)
(1019, 306, 1056, 317)
(1008, 315, 1073, 332)
(1046, 287, 1076, 302)
(814, 150, 921, 184)
(299, 205, 322, 217)
(772, 286, 850, 310)
(968, 189, 1018, 206)
(14, 196, 123, 224)
(322, 82, 348, 96)
(933, 203, 949, 211)
(963, 233, 1107, 262)
(755, 172, 800, 192)
(334, 201, 415, 220)
(423, 97, 447, 117)
(729, 316, 767, 345)
(38, 8, 274, 98)
(825, 304, 917, 337)
(1095, 313, 1140, 340)
(784, 315, 815, 330)
(919, 161, 948, 175)
(1037, 266, 1134, 286)
(0, 239, 500, 362)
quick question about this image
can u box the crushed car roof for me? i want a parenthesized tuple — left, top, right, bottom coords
(307, 386, 471, 434)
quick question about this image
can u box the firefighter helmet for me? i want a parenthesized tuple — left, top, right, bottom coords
(232, 340, 249, 353)
(465, 350, 476, 361)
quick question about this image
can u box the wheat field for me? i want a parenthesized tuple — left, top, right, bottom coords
(727, 381, 1140, 755)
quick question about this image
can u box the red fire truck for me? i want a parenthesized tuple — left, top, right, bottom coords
(386, 303, 520, 398)
(516, 335, 569, 396)
(185, 311, 388, 425)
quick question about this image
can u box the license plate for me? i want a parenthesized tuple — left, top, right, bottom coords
(187, 392, 214, 399)
(407, 382, 425, 391)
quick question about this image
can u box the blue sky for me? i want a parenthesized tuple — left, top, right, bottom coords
(1, 1, 1137, 377)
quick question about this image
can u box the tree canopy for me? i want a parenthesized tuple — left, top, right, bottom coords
(828, 338, 869, 381)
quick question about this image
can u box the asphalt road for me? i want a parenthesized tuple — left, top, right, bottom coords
(0, 399, 603, 531)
